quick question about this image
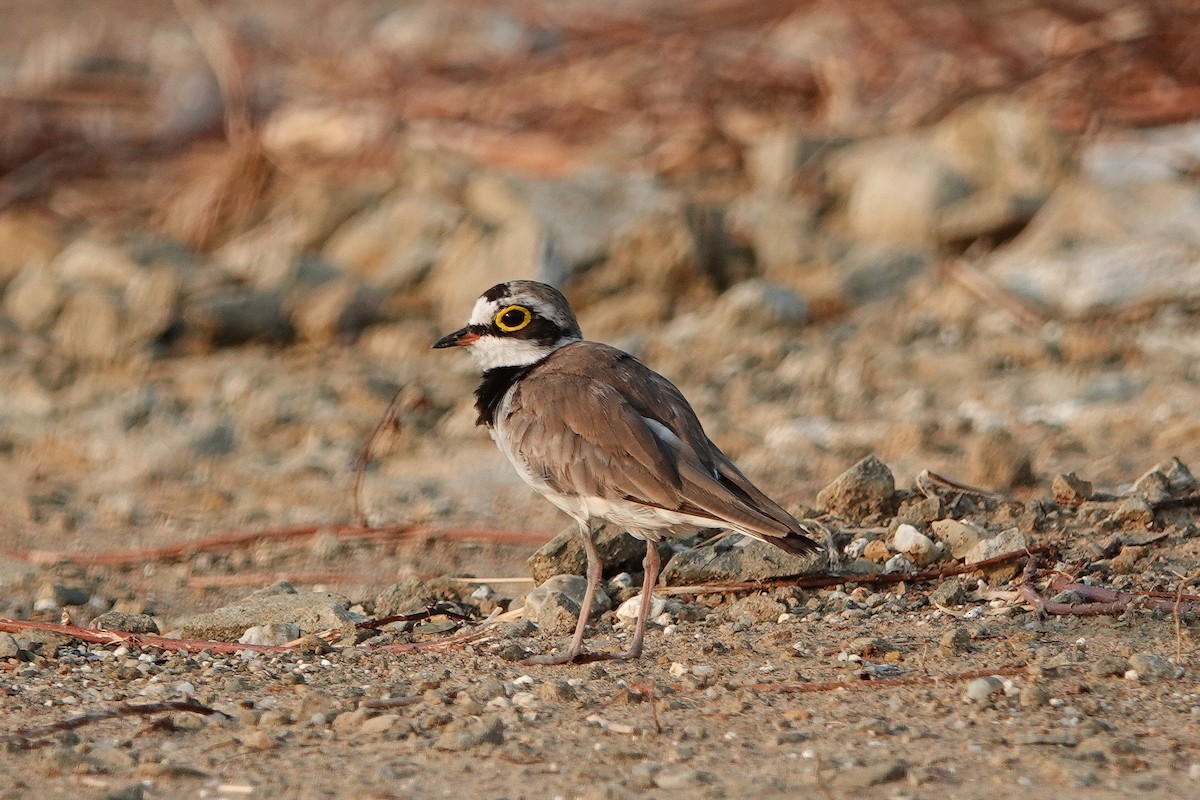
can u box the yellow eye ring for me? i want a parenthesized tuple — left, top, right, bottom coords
(495, 305, 532, 332)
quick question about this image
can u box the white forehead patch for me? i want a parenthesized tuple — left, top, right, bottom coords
(467, 290, 573, 329)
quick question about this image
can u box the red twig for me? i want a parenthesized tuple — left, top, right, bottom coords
(1021, 556, 1200, 617)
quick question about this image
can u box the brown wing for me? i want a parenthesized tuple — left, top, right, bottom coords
(507, 343, 817, 552)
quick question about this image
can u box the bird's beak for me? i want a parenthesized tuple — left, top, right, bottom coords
(432, 327, 479, 349)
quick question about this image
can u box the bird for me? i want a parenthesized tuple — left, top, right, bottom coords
(433, 280, 819, 664)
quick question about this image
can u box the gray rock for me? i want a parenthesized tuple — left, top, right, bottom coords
(1159, 456, 1196, 494)
(52, 583, 91, 607)
(1110, 497, 1154, 527)
(0, 633, 21, 659)
(891, 523, 936, 567)
(1089, 655, 1130, 678)
(178, 590, 363, 641)
(930, 577, 968, 608)
(965, 675, 1005, 703)
(373, 577, 463, 617)
(653, 768, 706, 789)
(239, 622, 301, 647)
(938, 625, 971, 656)
(433, 717, 504, 751)
(964, 527, 1028, 566)
(287, 276, 377, 344)
(524, 574, 611, 634)
(1128, 652, 1180, 682)
(659, 537, 822, 585)
(528, 525, 651, 586)
(930, 519, 987, 560)
(190, 423, 238, 458)
(833, 759, 907, 790)
(726, 192, 816, 270)
(965, 430, 1035, 490)
(838, 244, 932, 304)
(1132, 469, 1171, 504)
(816, 455, 897, 522)
(986, 179, 1200, 317)
(713, 279, 808, 331)
(182, 288, 290, 347)
(90, 611, 160, 634)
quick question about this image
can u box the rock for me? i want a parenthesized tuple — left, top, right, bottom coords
(965, 675, 1005, 703)
(50, 583, 91, 606)
(1052, 472, 1094, 504)
(930, 519, 987, 560)
(51, 289, 124, 363)
(1110, 497, 1154, 527)
(1132, 469, 1171, 504)
(178, 590, 363, 641)
(896, 494, 943, 523)
(359, 714, 400, 736)
(239, 622, 301, 647)
(182, 288, 290, 347)
(528, 525, 650, 586)
(287, 276, 377, 343)
(726, 192, 816, 270)
(0, 633, 21, 659)
(373, 577, 463, 616)
(816, 456, 897, 522)
(986, 179, 1200, 317)
(1110, 545, 1146, 574)
(91, 612, 159, 634)
(0, 209, 62, 288)
(862, 539, 890, 563)
(964, 527, 1028, 568)
(1133, 457, 1195, 501)
(1128, 652, 1180, 682)
(659, 537, 821, 585)
(372, 2, 532, 66)
(261, 102, 388, 160)
(713, 279, 808, 331)
(615, 594, 666, 623)
(883, 554, 914, 574)
(653, 768, 706, 789)
(833, 759, 907, 790)
(323, 191, 462, 293)
(930, 577, 968, 608)
(190, 423, 237, 458)
(1159, 456, 1196, 494)
(838, 244, 933, 305)
(433, 717, 504, 751)
(965, 430, 1035, 490)
(524, 574, 612, 634)
(3, 265, 63, 331)
(1089, 655, 1130, 677)
(52, 237, 141, 287)
(826, 136, 971, 246)
(938, 626, 971, 656)
(891, 524, 936, 567)
(1019, 686, 1050, 708)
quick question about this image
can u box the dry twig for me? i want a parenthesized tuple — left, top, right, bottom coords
(353, 386, 408, 526)
(0, 700, 229, 749)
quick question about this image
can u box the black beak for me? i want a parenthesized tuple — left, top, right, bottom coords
(432, 327, 479, 349)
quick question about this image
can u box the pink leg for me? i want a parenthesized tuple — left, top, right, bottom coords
(614, 541, 660, 660)
(522, 525, 603, 665)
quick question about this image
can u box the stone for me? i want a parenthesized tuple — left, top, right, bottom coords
(528, 525, 651, 586)
(1110, 497, 1154, 527)
(261, 102, 388, 160)
(712, 279, 808, 331)
(1132, 469, 1171, 504)
(659, 537, 822, 585)
(1052, 472, 1094, 504)
(838, 244, 933, 305)
(930, 577, 968, 608)
(359, 714, 400, 736)
(965, 430, 1035, 490)
(986, 179, 1200, 317)
(287, 277, 377, 343)
(524, 574, 611, 634)
(833, 760, 907, 790)
(965, 675, 1005, 703)
(930, 519, 987, 560)
(816, 455, 897, 522)
(1090, 655, 1130, 678)
(178, 590, 363, 641)
(862, 539, 890, 563)
(433, 717, 504, 751)
(938, 626, 971, 657)
(826, 136, 971, 246)
(239, 622, 301, 647)
(964, 527, 1028, 567)
(91, 612, 160, 634)
(51, 289, 124, 363)
(1128, 652, 1180, 682)
(182, 288, 290, 347)
(373, 577, 463, 616)
(3, 265, 63, 331)
(726, 192, 816, 270)
(615, 594, 666, 622)
(0, 633, 21, 659)
(0, 209, 62, 287)
(891, 523, 936, 567)
(51, 583, 91, 606)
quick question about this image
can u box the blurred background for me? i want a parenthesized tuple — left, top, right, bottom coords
(1, 0, 1200, 598)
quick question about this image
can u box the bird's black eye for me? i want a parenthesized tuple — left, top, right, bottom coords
(495, 305, 532, 332)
